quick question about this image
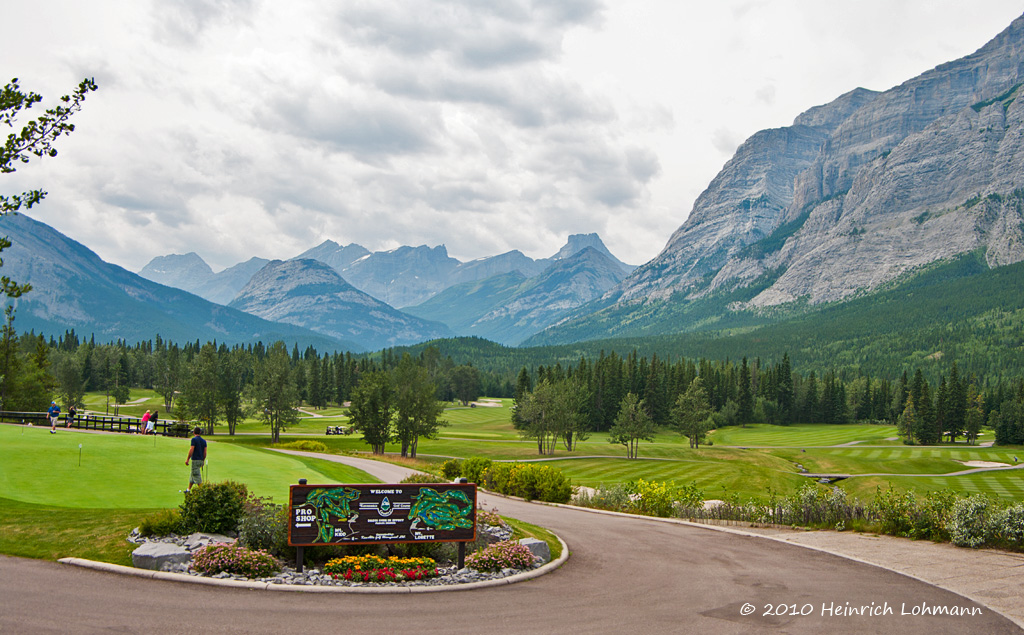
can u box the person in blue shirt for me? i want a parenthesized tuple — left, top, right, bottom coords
(48, 402, 61, 433)
(185, 426, 208, 494)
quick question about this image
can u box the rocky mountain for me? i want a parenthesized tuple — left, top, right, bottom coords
(323, 233, 632, 308)
(293, 240, 370, 272)
(192, 257, 270, 305)
(338, 244, 461, 308)
(406, 246, 630, 345)
(228, 259, 452, 350)
(545, 233, 635, 275)
(0, 214, 358, 351)
(138, 252, 214, 294)
(533, 13, 1024, 344)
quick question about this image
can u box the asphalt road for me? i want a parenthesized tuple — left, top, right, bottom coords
(2, 452, 1018, 634)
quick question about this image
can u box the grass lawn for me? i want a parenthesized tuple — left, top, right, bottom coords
(543, 454, 809, 501)
(0, 423, 383, 565)
(707, 423, 899, 447)
(0, 425, 378, 509)
(839, 469, 1024, 501)
(82, 388, 165, 418)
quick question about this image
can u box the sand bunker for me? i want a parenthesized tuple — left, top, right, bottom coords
(957, 460, 1011, 468)
(470, 399, 503, 407)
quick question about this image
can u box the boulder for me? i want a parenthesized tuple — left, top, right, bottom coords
(182, 532, 235, 552)
(132, 542, 191, 571)
(518, 538, 550, 564)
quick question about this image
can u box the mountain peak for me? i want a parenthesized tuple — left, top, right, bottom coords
(138, 252, 214, 293)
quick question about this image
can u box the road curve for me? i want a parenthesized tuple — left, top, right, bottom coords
(1, 452, 1018, 634)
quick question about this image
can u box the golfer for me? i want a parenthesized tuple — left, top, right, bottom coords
(48, 402, 61, 433)
(185, 426, 207, 494)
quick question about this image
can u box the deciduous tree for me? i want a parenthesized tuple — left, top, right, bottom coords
(609, 392, 656, 459)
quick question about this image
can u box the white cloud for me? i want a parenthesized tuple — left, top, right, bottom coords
(1, 0, 1022, 272)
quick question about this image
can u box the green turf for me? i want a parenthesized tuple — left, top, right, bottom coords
(839, 470, 1024, 501)
(0, 424, 378, 509)
(0, 498, 143, 565)
(542, 453, 809, 500)
(707, 423, 899, 447)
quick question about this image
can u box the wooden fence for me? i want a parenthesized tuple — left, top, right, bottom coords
(0, 411, 191, 437)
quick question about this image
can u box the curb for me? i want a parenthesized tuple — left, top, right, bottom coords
(57, 534, 569, 594)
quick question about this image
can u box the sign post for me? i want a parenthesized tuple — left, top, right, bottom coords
(288, 481, 477, 572)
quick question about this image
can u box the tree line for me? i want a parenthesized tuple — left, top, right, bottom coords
(1, 324, 1022, 452)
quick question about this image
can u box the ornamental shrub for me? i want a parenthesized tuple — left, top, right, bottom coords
(178, 481, 248, 535)
(465, 540, 536, 572)
(476, 506, 505, 528)
(276, 440, 328, 452)
(992, 503, 1024, 546)
(191, 543, 279, 578)
(440, 459, 462, 480)
(870, 486, 918, 537)
(139, 509, 181, 537)
(948, 495, 996, 548)
(400, 472, 446, 484)
(237, 496, 286, 554)
(482, 463, 571, 503)
(461, 457, 493, 485)
(909, 490, 960, 541)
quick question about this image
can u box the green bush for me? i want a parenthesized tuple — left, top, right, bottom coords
(178, 481, 248, 535)
(139, 509, 181, 537)
(237, 496, 286, 554)
(400, 472, 446, 484)
(909, 490, 960, 541)
(481, 463, 571, 503)
(629, 479, 704, 518)
(191, 543, 279, 578)
(948, 495, 996, 548)
(465, 540, 536, 572)
(992, 503, 1024, 546)
(461, 457, 493, 485)
(276, 440, 328, 452)
(870, 486, 918, 537)
(440, 459, 462, 480)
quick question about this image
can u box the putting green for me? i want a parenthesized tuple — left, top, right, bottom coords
(0, 425, 378, 509)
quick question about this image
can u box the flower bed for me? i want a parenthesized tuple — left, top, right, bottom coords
(323, 554, 439, 583)
(191, 543, 279, 578)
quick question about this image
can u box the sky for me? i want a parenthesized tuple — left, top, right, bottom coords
(3, 1, 1023, 272)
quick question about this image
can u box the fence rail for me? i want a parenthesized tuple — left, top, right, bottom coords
(0, 411, 191, 437)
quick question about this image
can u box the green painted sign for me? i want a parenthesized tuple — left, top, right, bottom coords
(288, 483, 477, 546)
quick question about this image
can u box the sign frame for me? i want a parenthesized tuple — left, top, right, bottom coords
(287, 482, 477, 548)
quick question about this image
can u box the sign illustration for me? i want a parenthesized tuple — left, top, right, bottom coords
(288, 483, 476, 546)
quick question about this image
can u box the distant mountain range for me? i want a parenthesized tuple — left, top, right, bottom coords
(0, 214, 358, 351)
(6, 13, 1023, 354)
(228, 259, 452, 351)
(138, 232, 634, 346)
(404, 246, 630, 345)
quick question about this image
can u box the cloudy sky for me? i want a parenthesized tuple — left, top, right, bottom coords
(3, 1, 1022, 272)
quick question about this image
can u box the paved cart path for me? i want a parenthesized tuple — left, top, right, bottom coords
(1, 451, 1020, 634)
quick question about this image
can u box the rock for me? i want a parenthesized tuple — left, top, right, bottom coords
(182, 532, 235, 552)
(132, 542, 192, 571)
(518, 538, 550, 564)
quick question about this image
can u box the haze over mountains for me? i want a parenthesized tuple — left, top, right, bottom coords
(138, 232, 634, 346)
(5, 13, 1024, 353)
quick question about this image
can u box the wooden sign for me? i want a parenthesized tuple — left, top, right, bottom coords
(288, 483, 477, 546)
